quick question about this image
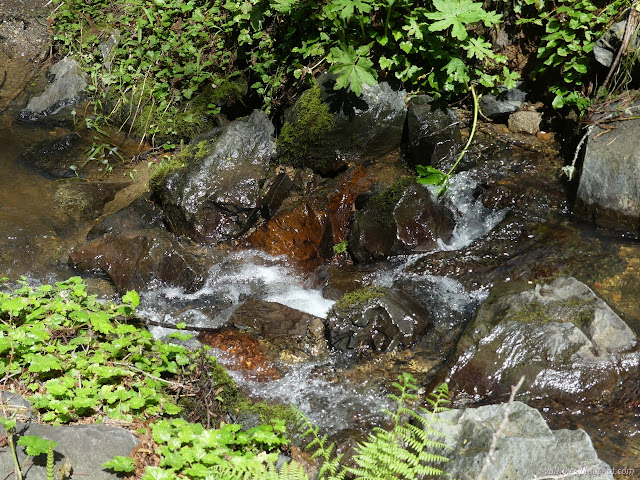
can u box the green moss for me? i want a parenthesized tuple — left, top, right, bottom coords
(194, 76, 248, 109)
(149, 138, 215, 189)
(365, 177, 415, 225)
(333, 286, 386, 312)
(510, 298, 596, 330)
(277, 85, 334, 169)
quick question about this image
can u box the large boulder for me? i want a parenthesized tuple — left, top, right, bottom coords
(0, 393, 139, 480)
(0, 0, 50, 113)
(434, 401, 612, 480)
(403, 95, 461, 170)
(154, 110, 275, 243)
(575, 103, 640, 237)
(277, 79, 406, 175)
(326, 286, 432, 353)
(349, 181, 455, 262)
(449, 277, 640, 405)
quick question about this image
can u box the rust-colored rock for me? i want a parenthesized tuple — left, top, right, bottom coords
(246, 166, 375, 272)
(198, 327, 281, 382)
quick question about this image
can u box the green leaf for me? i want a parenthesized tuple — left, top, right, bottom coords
(426, 0, 487, 41)
(328, 45, 377, 96)
(17, 435, 58, 457)
(102, 456, 136, 473)
(416, 165, 448, 186)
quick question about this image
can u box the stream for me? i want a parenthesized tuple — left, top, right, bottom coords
(1, 112, 639, 470)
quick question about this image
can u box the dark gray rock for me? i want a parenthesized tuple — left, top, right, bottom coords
(479, 83, 527, 119)
(155, 110, 274, 242)
(21, 57, 88, 120)
(434, 402, 612, 480)
(575, 104, 640, 237)
(449, 277, 639, 405)
(594, 19, 639, 67)
(0, 395, 138, 480)
(326, 287, 432, 353)
(349, 182, 455, 262)
(403, 95, 461, 170)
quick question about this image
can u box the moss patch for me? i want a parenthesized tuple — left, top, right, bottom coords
(510, 298, 597, 331)
(149, 138, 216, 190)
(333, 285, 386, 313)
(364, 177, 415, 225)
(277, 85, 334, 169)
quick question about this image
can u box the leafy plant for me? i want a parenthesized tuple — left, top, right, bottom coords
(515, 0, 631, 111)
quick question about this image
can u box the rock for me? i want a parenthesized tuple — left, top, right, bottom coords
(508, 110, 541, 135)
(326, 286, 432, 353)
(403, 95, 461, 170)
(53, 181, 129, 224)
(479, 83, 527, 119)
(434, 401, 612, 480)
(69, 231, 211, 293)
(246, 166, 375, 272)
(21, 57, 88, 120)
(278, 78, 406, 174)
(18, 132, 88, 178)
(229, 299, 328, 360)
(594, 19, 639, 67)
(0, 395, 138, 480)
(154, 110, 275, 243)
(449, 277, 639, 405)
(0, 3, 50, 113)
(349, 181, 455, 262)
(575, 104, 640, 237)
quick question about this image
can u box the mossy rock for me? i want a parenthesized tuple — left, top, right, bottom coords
(277, 85, 336, 173)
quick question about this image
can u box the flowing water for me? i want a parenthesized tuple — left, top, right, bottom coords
(2, 113, 639, 469)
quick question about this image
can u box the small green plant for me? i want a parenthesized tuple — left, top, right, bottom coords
(333, 240, 348, 255)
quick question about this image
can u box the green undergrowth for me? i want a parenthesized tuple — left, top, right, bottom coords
(333, 286, 387, 312)
(0, 277, 453, 479)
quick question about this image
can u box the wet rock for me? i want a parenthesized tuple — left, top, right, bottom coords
(155, 110, 274, 243)
(279, 78, 406, 174)
(87, 192, 165, 240)
(508, 110, 541, 135)
(21, 57, 88, 121)
(594, 19, 639, 68)
(575, 102, 640, 237)
(198, 327, 281, 381)
(479, 83, 528, 119)
(435, 402, 612, 480)
(449, 277, 639, 405)
(229, 299, 328, 360)
(0, 394, 138, 480)
(53, 181, 129, 224)
(403, 95, 461, 170)
(0, 4, 50, 113)
(349, 181, 455, 262)
(326, 286, 433, 353)
(69, 231, 210, 293)
(246, 166, 375, 272)
(19, 132, 88, 178)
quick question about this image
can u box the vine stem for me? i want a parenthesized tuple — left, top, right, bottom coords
(446, 84, 479, 179)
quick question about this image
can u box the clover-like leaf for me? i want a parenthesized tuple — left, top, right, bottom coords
(102, 456, 136, 473)
(17, 435, 58, 457)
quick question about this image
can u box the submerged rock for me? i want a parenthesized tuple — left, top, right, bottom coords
(229, 299, 327, 360)
(449, 277, 639, 405)
(326, 286, 432, 353)
(69, 231, 211, 293)
(575, 101, 640, 237)
(155, 110, 274, 243)
(435, 401, 612, 480)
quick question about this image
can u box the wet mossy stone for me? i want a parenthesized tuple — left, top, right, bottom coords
(349, 179, 455, 262)
(277, 85, 336, 174)
(278, 75, 407, 175)
(326, 286, 433, 353)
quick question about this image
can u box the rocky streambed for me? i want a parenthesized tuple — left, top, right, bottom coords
(2, 18, 640, 476)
